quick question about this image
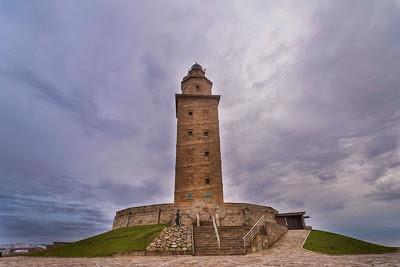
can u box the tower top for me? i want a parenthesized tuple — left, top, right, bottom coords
(186, 62, 206, 77)
(190, 62, 204, 71)
(181, 62, 213, 95)
(182, 62, 211, 86)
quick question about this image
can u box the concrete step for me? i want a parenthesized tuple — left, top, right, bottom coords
(219, 227, 249, 231)
(193, 225, 249, 256)
(196, 248, 245, 251)
(195, 250, 245, 254)
(196, 250, 245, 252)
(194, 251, 246, 256)
(194, 251, 246, 254)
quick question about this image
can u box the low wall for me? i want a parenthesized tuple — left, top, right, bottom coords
(247, 221, 288, 253)
(265, 221, 287, 246)
(146, 225, 192, 254)
(112, 202, 278, 230)
(113, 204, 176, 229)
(220, 203, 277, 226)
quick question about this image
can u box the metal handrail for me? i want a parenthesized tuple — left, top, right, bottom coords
(212, 215, 220, 250)
(191, 226, 195, 255)
(243, 215, 265, 247)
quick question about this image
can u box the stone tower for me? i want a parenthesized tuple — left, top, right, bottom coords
(174, 63, 224, 204)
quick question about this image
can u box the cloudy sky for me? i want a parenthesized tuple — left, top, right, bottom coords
(1, 0, 399, 246)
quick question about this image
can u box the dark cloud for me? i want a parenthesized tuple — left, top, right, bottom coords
(0, 66, 139, 138)
(1, 215, 108, 243)
(368, 187, 400, 201)
(0, 172, 111, 242)
(98, 180, 163, 206)
(314, 171, 337, 183)
(366, 132, 398, 159)
(140, 54, 169, 106)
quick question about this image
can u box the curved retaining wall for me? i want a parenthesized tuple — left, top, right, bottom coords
(247, 221, 288, 253)
(112, 202, 278, 229)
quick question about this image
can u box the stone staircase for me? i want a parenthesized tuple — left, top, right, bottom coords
(193, 225, 251, 255)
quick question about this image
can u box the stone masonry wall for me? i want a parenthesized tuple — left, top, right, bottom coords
(146, 225, 192, 254)
(113, 202, 278, 230)
(247, 221, 288, 253)
(220, 203, 277, 226)
(175, 65, 223, 205)
(112, 204, 176, 229)
(265, 221, 288, 246)
(175, 96, 223, 204)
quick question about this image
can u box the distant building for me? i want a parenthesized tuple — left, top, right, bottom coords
(52, 242, 71, 247)
(0, 249, 10, 257)
(13, 249, 29, 254)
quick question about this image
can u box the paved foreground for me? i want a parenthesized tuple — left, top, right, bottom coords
(1, 230, 399, 266)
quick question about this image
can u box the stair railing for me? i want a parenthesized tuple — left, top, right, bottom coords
(191, 226, 195, 255)
(243, 215, 265, 247)
(212, 215, 221, 250)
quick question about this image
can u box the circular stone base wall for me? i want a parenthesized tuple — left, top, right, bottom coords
(112, 202, 278, 229)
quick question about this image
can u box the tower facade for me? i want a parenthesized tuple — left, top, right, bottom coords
(174, 63, 224, 204)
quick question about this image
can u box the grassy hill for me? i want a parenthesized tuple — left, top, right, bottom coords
(30, 224, 166, 257)
(303, 230, 399, 255)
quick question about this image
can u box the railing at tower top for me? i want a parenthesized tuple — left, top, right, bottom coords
(212, 215, 220, 250)
(243, 215, 265, 247)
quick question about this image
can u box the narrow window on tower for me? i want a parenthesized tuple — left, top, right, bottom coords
(188, 110, 193, 118)
(203, 191, 212, 199)
(188, 129, 193, 139)
(205, 177, 211, 185)
(195, 85, 200, 92)
(203, 129, 209, 139)
(202, 110, 209, 119)
(204, 149, 209, 159)
(186, 149, 194, 163)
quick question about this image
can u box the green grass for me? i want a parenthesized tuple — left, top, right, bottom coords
(303, 230, 399, 255)
(29, 224, 166, 257)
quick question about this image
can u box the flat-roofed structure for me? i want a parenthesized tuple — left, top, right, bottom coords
(275, 212, 310, 230)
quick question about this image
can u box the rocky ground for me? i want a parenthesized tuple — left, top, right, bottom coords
(146, 225, 192, 252)
(1, 230, 399, 266)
